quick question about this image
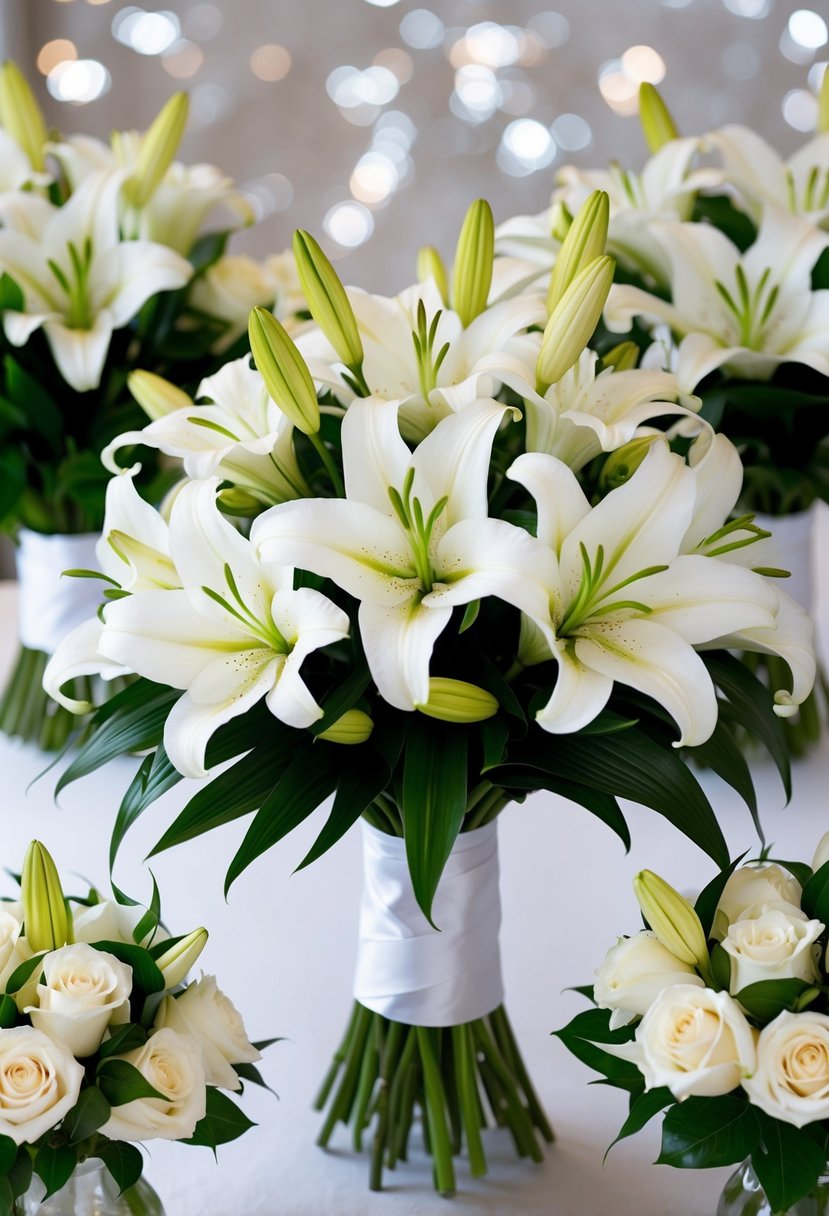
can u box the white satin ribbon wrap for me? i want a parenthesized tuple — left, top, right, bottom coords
(16, 530, 102, 654)
(754, 507, 816, 614)
(354, 821, 504, 1027)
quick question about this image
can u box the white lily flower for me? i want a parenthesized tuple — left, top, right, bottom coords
(252, 396, 555, 712)
(0, 129, 48, 192)
(296, 279, 545, 441)
(102, 356, 309, 505)
(707, 124, 829, 228)
(507, 347, 698, 470)
(49, 133, 253, 254)
(507, 441, 787, 743)
(495, 139, 720, 288)
(0, 170, 192, 391)
(604, 205, 829, 391)
(95, 478, 349, 778)
(263, 249, 308, 327)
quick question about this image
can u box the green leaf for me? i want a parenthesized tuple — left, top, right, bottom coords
(95, 1140, 143, 1195)
(710, 942, 731, 992)
(7, 1148, 33, 1199)
(183, 1087, 256, 1150)
(233, 1062, 276, 1094)
(5, 355, 62, 453)
(111, 748, 181, 868)
(4, 953, 45, 995)
(188, 230, 230, 274)
(90, 943, 164, 997)
(0, 996, 17, 1029)
(497, 770, 631, 852)
(657, 1096, 761, 1168)
(402, 718, 468, 926)
(687, 718, 760, 842)
(703, 654, 791, 801)
(802, 859, 829, 923)
(62, 1086, 112, 1144)
(752, 1113, 826, 1213)
(736, 978, 813, 1022)
(295, 750, 391, 871)
(57, 686, 179, 795)
(0, 274, 23, 312)
(34, 1142, 77, 1200)
(97, 1059, 166, 1106)
(98, 1023, 148, 1060)
(148, 727, 298, 859)
(553, 1008, 642, 1092)
(308, 666, 371, 736)
(480, 716, 509, 770)
(0, 1138, 16, 1174)
(224, 747, 338, 894)
(609, 1087, 674, 1154)
(765, 858, 813, 888)
(694, 853, 748, 938)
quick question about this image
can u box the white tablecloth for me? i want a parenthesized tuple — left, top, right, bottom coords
(0, 579, 827, 1216)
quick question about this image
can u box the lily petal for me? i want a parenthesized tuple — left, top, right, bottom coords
(535, 639, 613, 735)
(507, 451, 591, 553)
(43, 617, 129, 713)
(358, 597, 452, 711)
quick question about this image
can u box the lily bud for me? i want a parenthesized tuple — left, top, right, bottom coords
(0, 62, 48, 173)
(599, 435, 661, 492)
(217, 486, 261, 516)
(546, 190, 609, 315)
(638, 83, 679, 153)
(601, 341, 639, 372)
(536, 255, 615, 389)
(819, 66, 829, 134)
(318, 709, 374, 745)
(156, 927, 208, 989)
(125, 92, 189, 209)
(292, 230, 363, 369)
(549, 200, 572, 243)
(633, 870, 709, 971)
(21, 841, 70, 953)
(128, 370, 191, 420)
(451, 199, 494, 328)
(248, 306, 320, 435)
(417, 245, 449, 305)
(416, 678, 498, 723)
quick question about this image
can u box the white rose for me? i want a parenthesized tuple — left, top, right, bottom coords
(744, 1011, 829, 1127)
(26, 943, 132, 1058)
(0, 907, 22, 978)
(636, 984, 757, 1100)
(0, 1027, 83, 1144)
(189, 255, 276, 349)
(723, 910, 823, 996)
(154, 975, 260, 1091)
(72, 900, 169, 949)
(813, 832, 829, 873)
(99, 1028, 207, 1142)
(713, 864, 802, 940)
(594, 932, 704, 1030)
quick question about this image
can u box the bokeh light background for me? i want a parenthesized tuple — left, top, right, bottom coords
(3, 0, 828, 287)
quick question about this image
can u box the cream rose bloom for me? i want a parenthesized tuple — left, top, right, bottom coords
(636, 985, 757, 1100)
(99, 1028, 206, 1142)
(594, 931, 704, 1030)
(0, 1027, 83, 1144)
(189, 255, 276, 350)
(744, 1011, 829, 1127)
(72, 901, 169, 949)
(713, 864, 802, 940)
(154, 975, 261, 1091)
(723, 910, 822, 995)
(26, 943, 132, 1058)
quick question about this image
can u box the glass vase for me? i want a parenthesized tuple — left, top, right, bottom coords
(718, 1160, 829, 1215)
(16, 1159, 165, 1216)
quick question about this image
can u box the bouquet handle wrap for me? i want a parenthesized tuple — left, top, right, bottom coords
(354, 821, 504, 1027)
(16, 530, 102, 654)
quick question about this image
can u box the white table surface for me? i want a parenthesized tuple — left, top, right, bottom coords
(0, 577, 827, 1216)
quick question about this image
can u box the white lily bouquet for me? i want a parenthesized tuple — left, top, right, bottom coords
(0, 840, 270, 1216)
(557, 837, 829, 1215)
(0, 63, 299, 750)
(497, 78, 829, 756)
(42, 193, 814, 1195)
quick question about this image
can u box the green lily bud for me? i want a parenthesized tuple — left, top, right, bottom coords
(21, 841, 70, 953)
(248, 306, 320, 435)
(547, 190, 609, 315)
(633, 870, 709, 971)
(601, 340, 639, 372)
(536, 255, 615, 389)
(819, 67, 829, 134)
(128, 370, 191, 420)
(638, 83, 679, 153)
(156, 926, 208, 989)
(417, 245, 449, 305)
(293, 230, 363, 370)
(416, 678, 499, 723)
(217, 486, 261, 516)
(125, 92, 189, 209)
(0, 62, 48, 173)
(549, 200, 572, 243)
(451, 199, 494, 328)
(318, 709, 374, 745)
(599, 434, 661, 492)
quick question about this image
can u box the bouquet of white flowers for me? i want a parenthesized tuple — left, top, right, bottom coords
(0, 840, 271, 1216)
(41, 192, 813, 1195)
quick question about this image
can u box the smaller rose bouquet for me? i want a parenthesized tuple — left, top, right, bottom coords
(557, 838, 829, 1215)
(0, 841, 271, 1216)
